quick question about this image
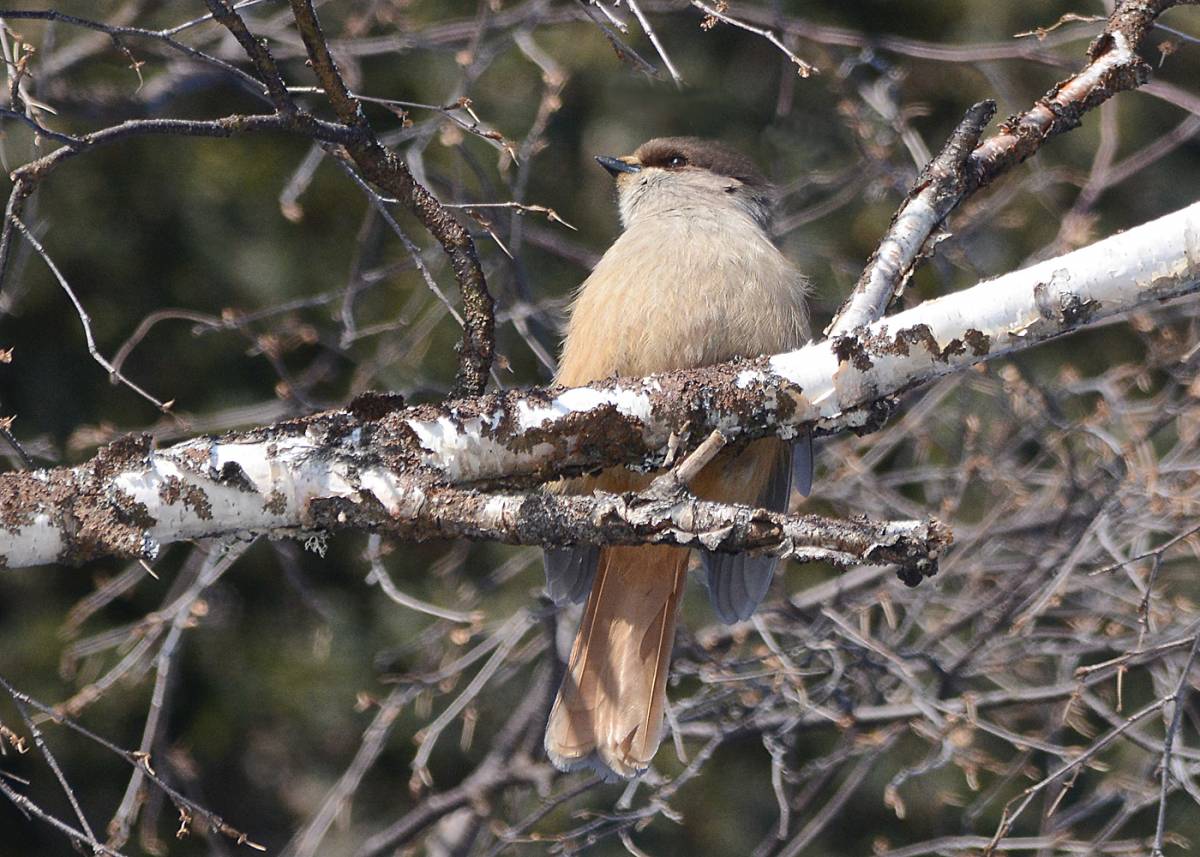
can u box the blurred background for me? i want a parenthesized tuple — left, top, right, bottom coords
(1, 1, 1199, 855)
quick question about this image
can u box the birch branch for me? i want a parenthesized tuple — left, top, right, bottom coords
(0, 201, 1197, 570)
(827, 0, 1191, 335)
(828, 99, 995, 334)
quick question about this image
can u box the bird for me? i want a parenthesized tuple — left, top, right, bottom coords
(542, 137, 812, 779)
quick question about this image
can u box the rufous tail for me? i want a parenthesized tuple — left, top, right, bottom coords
(544, 544, 689, 779)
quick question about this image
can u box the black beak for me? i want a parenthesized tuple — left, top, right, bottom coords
(595, 155, 641, 176)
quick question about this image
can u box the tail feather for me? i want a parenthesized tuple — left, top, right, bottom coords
(544, 544, 689, 779)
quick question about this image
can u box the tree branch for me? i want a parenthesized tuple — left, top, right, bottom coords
(1, 201, 1196, 570)
(284, 0, 495, 396)
(0, 2, 497, 398)
(827, 0, 1189, 335)
(201, 0, 295, 111)
(829, 99, 995, 334)
(306, 482, 948, 583)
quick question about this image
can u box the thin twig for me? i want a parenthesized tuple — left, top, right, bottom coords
(7, 695, 98, 847)
(282, 685, 419, 857)
(0, 777, 129, 857)
(575, 0, 661, 78)
(10, 218, 173, 412)
(364, 534, 480, 624)
(0, 671, 267, 851)
(691, 0, 818, 77)
(409, 610, 535, 786)
(626, 0, 683, 87)
(1151, 625, 1200, 856)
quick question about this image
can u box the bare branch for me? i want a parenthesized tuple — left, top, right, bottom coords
(1152, 625, 1200, 856)
(626, 0, 683, 87)
(691, 0, 818, 77)
(283, 0, 495, 396)
(200, 0, 295, 110)
(828, 99, 996, 334)
(10, 218, 173, 412)
(828, 0, 1185, 335)
(574, 0, 662, 79)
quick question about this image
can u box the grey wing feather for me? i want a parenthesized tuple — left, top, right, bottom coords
(793, 429, 814, 498)
(702, 444, 794, 624)
(544, 546, 600, 605)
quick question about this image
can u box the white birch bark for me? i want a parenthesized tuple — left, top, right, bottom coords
(0, 201, 1197, 570)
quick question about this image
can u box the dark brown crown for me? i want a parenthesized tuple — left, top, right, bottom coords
(633, 137, 768, 187)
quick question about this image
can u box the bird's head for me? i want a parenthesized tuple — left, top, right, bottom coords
(596, 137, 773, 231)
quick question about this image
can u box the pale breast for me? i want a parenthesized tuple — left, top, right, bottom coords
(556, 212, 809, 386)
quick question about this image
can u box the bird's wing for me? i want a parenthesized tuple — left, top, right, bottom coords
(544, 545, 600, 605)
(793, 429, 814, 498)
(702, 440, 799, 623)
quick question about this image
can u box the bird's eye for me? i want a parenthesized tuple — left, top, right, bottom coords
(666, 155, 688, 168)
